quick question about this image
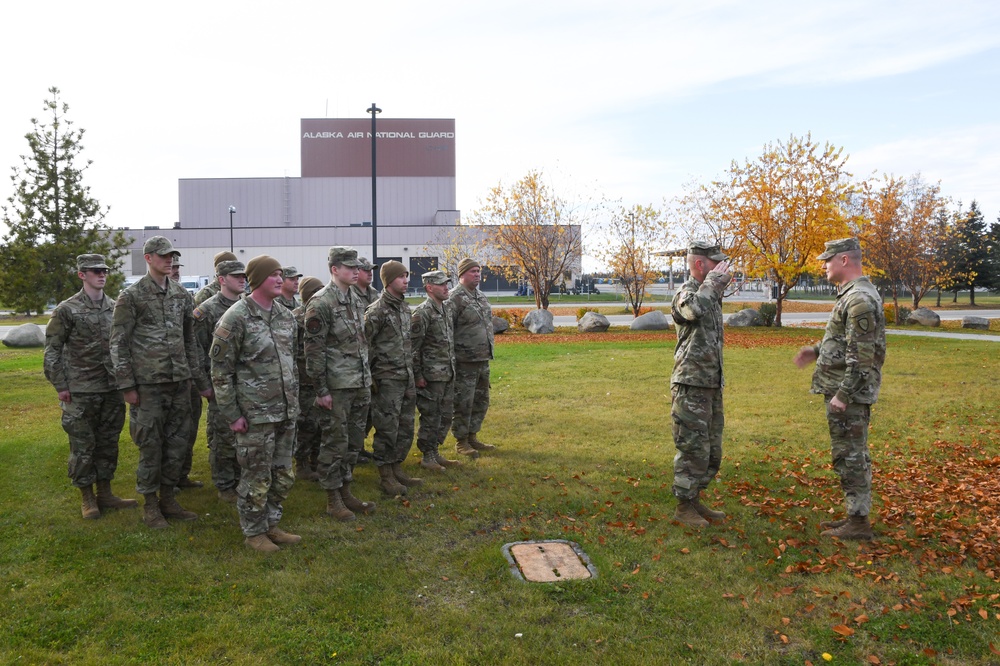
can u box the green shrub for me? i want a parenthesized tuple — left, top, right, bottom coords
(884, 303, 911, 324)
(494, 308, 529, 328)
(577, 307, 598, 320)
(758, 302, 777, 326)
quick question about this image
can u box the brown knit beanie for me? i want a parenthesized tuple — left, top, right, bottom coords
(245, 255, 283, 291)
(379, 260, 408, 287)
(298, 276, 323, 303)
(214, 250, 238, 267)
(457, 258, 480, 277)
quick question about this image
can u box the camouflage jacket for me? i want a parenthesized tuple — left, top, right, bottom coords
(811, 276, 886, 404)
(303, 283, 371, 394)
(351, 284, 379, 309)
(194, 280, 220, 306)
(670, 271, 731, 389)
(364, 290, 414, 382)
(447, 284, 494, 362)
(192, 292, 239, 376)
(411, 297, 455, 383)
(44, 290, 116, 393)
(110, 275, 208, 391)
(210, 295, 300, 426)
(275, 293, 299, 311)
(292, 303, 315, 394)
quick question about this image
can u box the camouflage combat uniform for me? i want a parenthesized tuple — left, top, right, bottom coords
(352, 281, 380, 439)
(411, 295, 456, 457)
(293, 301, 322, 472)
(365, 290, 416, 465)
(669, 269, 731, 501)
(276, 294, 299, 311)
(193, 291, 241, 492)
(178, 287, 203, 485)
(211, 295, 299, 538)
(447, 282, 494, 441)
(110, 275, 209, 494)
(810, 276, 886, 518)
(194, 280, 220, 306)
(304, 284, 372, 491)
(44, 289, 125, 488)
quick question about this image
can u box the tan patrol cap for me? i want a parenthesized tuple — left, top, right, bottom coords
(817, 238, 860, 261)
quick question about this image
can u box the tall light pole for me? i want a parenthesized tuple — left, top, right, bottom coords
(367, 103, 381, 263)
(228, 205, 236, 252)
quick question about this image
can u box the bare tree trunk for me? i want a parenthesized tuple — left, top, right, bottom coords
(936, 290, 941, 307)
(970, 286, 976, 306)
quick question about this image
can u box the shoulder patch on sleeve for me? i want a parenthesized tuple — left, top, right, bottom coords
(192, 307, 205, 321)
(215, 325, 232, 340)
(306, 317, 322, 334)
(210, 341, 226, 360)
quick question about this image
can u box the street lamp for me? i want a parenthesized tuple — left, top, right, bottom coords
(367, 103, 381, 264)
(228, 205, 236, 252)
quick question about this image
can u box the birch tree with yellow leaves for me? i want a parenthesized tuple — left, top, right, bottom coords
(597, 204, 670, 316)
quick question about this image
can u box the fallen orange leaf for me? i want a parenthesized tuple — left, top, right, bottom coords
(832, 624, 855, 637)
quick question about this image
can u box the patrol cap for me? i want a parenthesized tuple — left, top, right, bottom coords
(217, 260, 246, 276)
(282, 266, 303, 278)
(143, 235, 180, 257)
(357, 257, 377, 271)
(421, 270, 450, 286)
(687, 240, 726, 261)
(77, 254, 110, 271)
(817, 237, 861, 261)
(328, 246, 361, 268)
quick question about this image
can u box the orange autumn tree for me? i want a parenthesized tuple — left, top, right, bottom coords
(711, 134, 854, 326)
(598, 204, 670, 316)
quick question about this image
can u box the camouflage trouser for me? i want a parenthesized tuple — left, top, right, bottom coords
(62, 390, 126, 487)
(316, 387, 371, 491)
(671, 383, 724, 501)
(826, 397, 872, 517)
(235, 419, 295, 537)
(295, 388, 322, 467)
(181, 381, 203, 480)
(207, 400, 240, 491)
(451, 361, 490, 441)
(371, 377, 416, 465)
(129, 381, 192, 495)
(416, 379, 454, 453)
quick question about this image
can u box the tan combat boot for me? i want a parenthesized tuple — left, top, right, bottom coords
(433, 450, 462, 468)
(468, 433, 496, 451)
(142, 492, 169, 529)
(79, 485, 101, 520)
(325, 488, 356, 521)
(95, 480, 139, 510)
(377, 464, 408, 496)
(340, 481, 376, 515)
(391, 462, 423, 488)
(456, 438, 480, 459)
(159, 485, 198, 521)
(821, 514, 873, 541)
(673, 499, 709, 528)
(266, 526, 302, 545)
(419, 452, 446, 471)
(245, 534, 280, 553)
(693, 496, 726, 522)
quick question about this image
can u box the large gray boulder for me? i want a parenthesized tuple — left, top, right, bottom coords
(908, 307, 940, 327)
(492, 316, 509, 335)
(962, 316, 990, 331)
(727, 308, 764, 327)
(2, 323, 45, 348)
(577, 311, 610, 333)
(522, 309, 554, 335)
(630, 310, 672, 331)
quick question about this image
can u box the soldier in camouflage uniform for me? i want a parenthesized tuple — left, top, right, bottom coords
(194, 250, 239, 306)
(304, 247, 377, 521)
(44, 254, 137, 519)
(447, 258, 496, 458)
(411, 270, 461, 471)
(211, 255, 302, 553)
(110, 236, 212, 528)
(351, 257, 379, 464)
(276, 266, 301, 311)
(169, 256, 205, 490)
(292, 276, 325, 481)
(669, 241, 732, 528)
(193, 260, 247, 503)
(794, 238, 886, 541)
(365, 260, 423, 496)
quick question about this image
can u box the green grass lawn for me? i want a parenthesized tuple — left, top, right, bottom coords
(1, 330, 998, 665)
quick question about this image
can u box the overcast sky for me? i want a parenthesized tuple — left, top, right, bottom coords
(3, 0, 1000, 261)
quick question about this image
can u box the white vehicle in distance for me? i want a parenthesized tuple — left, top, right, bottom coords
(180, 275, 210, 295)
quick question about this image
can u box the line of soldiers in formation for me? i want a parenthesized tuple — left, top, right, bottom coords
(43, 236, 496, 552)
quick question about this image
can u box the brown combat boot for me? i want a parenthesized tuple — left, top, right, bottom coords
(693, 496, 726, 522)
(218, 488, 238, 504)
(673, 499, 710, 528)
(456, 438, 480, 459)
(822, 514, 874, 541)
(468, 433, 496, 451)
(419, 452, 446, 471)
(819, 517, 848, 529)
(142, 492, 169, 529)
(391, 462, 423, 487)
(433, 450, 462, 468)
(176, 476, 204, 489)
(245, 534, 280, 553)
(266, 526, 302, 545)
(159, 486, 198, 521)
(325, 488, 356, 521)
(295, 459, 319, 481)
(95, 480, 139, 510)
(79, 485, 101, 520)
(340, 481, 376, 515)
(377, 464, 408, 496)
